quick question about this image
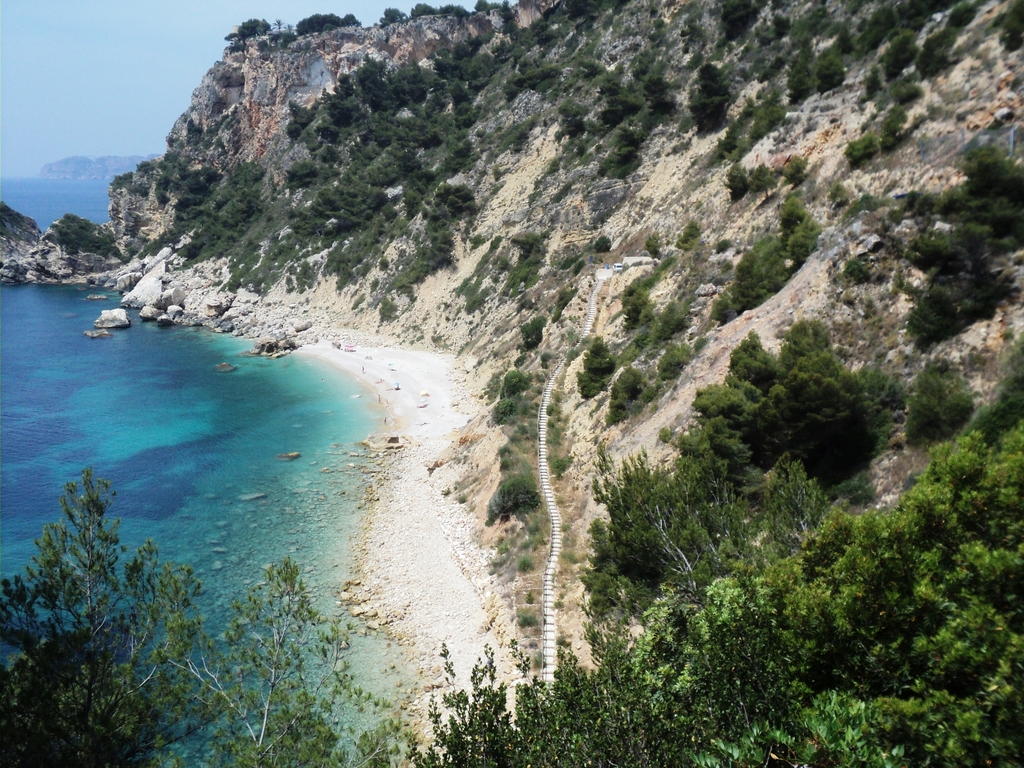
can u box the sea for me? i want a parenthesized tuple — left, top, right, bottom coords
(0, 183, 412, 744)
(1, 177, 112, 230)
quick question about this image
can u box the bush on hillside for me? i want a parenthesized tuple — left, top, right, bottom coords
(689, 64, 730, 132)
(520, 316, 546, 350)
(607, 367, 647, 425)
(880, 105, 908, 151)
(578, 337, 616, 398)
(726, 163, 749, 201)
(50, 214, 120, 259)
(815, 48, 845, 93)
(1003, 0, 1024, 50)
(486, 473, 540, 524)
(883, 30, 919, 79)
(783, 156, 808, 187)
(296, 13, 359, 35)
(916, 27, 957, 77)
(905, 363, 974, 444)
(845, 134, 880, 169)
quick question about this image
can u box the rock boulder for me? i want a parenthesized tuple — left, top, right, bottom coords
(94, 308, 131, 329)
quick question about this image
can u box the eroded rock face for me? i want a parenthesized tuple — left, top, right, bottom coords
(0, 203, 41, 282)
(106, 4, 558, 249)
(121, 254, 169, 307)
(2, 240, 122, 285)
(2, 207, 123, 284)
(94, 308, 131, 329)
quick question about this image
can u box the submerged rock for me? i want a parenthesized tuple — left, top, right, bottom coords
(214, 362, 237, 372)
(94, 308, 131, 328)
(276, 452, 301, 461)
(83, 329, 113, 339)
(86, 294, 108, 301)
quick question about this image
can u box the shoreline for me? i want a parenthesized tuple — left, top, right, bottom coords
(296, 341, 515, 722)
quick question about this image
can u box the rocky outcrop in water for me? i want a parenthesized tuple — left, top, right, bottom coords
(94, 308, 131, 328)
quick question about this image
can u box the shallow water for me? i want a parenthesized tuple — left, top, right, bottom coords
(1, 284, 412, 737)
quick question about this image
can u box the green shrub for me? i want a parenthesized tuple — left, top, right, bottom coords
(676, 220, 701, 250)
(916, 27, 957, 77)
(726, 163, 749, 201)
(689, 64, 730, 131)
(653, 301, 688, 342)
(285, 160, 319, 188)
(948, 2, 975, 28)
(578, 337, 616, 398)
(712, 237, 787, 322)
(815, 48, 846, 93)
(783, 156, 808, 187)
(50, 214, 120, 259)
(890, 78, 924, 104)
(487, 473, 540, 524)
(779, 196, 820, 267)
(880, 105, 908, 151)
(863, 66, 883, 100)
(828, 182, 851, 208)
(516, 609, 539, 627)
(520, 316, 546, 350)
(551, 455, 573, 479)
(658, 343, 694, 381)
(691, 323, 881, 483)
(969, 338, 1024, 444)
(502, 370, 531, 398)
(296, 13, 358, 35)
(749, 92, 786, 144)
(622, 282, 653, 330)
(787, 43, 815, 105)
(551, 286, 576, 323)
(905, 363, 974, 444)
(643, 233, 662, 258)
(842, 257, 870, 284)
(748, 164, 776, 200)
(845, 134, 880, 169)
(594, 235, 612, 253)
(380, 8, 409, 25)
(600, 125, 646, 179)
(494, 398, 519, 425)
(721, 0, 758, 40)
(516, 555, 534, 572)
(883, 30, 919, 79)
(607, 367, 647, 425)
(1003, 0, 1024, 51)
(378, 297, 398, 322)
(857, 6, 898, 53)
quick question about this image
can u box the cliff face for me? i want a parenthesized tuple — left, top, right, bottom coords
(167, 12, 508, 171)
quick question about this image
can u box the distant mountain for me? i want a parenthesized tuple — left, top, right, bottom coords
(40, 155, 159, 180)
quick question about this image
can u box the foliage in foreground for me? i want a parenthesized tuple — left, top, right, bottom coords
(0, 470, 404, 768)
(420, 427, 1024, 767)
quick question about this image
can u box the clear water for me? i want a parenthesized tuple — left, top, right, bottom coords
(1, 177, 112, 230)
(1, 285, 412, 730)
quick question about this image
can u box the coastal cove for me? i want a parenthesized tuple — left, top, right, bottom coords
(0, 284, 415, 717)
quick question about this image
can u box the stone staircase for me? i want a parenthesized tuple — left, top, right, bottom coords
(538, 275, 605, 683)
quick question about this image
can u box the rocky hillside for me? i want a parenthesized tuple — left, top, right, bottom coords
(16, 0, 1024, 658)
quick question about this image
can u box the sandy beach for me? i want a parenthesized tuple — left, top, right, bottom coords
(296, 341, 513, 716)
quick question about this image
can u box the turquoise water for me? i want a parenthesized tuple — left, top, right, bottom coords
(1, 284, 411, 720)
(1, 177, 111, 229)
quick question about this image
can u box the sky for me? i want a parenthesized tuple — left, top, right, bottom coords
(1, 0, 399, 178)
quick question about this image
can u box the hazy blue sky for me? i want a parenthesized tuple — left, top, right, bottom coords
(1, 1, 399, 177)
